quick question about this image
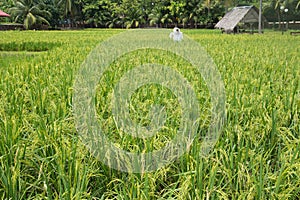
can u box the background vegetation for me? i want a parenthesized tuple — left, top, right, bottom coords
(0, 29, 299, 199)
(1, 0, 300, 29)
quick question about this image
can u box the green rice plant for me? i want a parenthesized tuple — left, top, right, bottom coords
(0, 29, 299, 199)
(0, 41, 61, 52)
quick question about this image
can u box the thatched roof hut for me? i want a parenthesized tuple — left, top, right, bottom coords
(215, 6, 267, 33)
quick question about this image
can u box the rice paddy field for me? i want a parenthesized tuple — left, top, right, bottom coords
(0, 29, 299, 199)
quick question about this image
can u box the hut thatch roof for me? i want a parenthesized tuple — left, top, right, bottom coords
(215, 6, 266, 31)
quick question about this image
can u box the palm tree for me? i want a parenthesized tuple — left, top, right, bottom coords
(0, 0, 14, 12)
(149, 2, 166, 28)
(184, 0, 202, 28)
(124, 8, 145, 28)
(57, 0, 81, 27)
(113, 0, 145, 29)
(167, 0, 185, 26)
(10, 0, 51, 29)
(161, 13, 173, 27)
(149, 12, 164, 27)
(267, 0, 292, 29)
(58, 0, 73, 16)
(82, 0, 112, 27)
(202, 0, 219, 26)
(222, 0, 236, 12)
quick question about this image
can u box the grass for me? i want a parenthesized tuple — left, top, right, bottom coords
(0, 41, 61, 52)
(0, 29, 299, 199)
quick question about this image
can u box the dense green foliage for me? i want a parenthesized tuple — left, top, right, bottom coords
(1, 0, 300, 29)
(0, 29, 299, 199)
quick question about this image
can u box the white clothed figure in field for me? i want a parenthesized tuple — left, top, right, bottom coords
(169, 27, 183, 42)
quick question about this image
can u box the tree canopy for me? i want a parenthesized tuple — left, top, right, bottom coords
(1, 0, 300, 29)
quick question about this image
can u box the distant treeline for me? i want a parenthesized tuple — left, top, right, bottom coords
(0, 0, 300, 29)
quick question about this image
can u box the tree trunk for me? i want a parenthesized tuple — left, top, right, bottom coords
(277, 10, 281, 29)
